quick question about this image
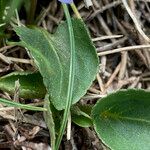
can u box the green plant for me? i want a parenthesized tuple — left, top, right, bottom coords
(14, 15, 98, 150)
(1, 2, 98, 149)
(0, 0, 23, 46)
(92, 89, 150, 150)
(0, 0, 40, 46)
(0, 71, 46, 98)
(0, 1, 150, 150)
(0, 0, 23, 27)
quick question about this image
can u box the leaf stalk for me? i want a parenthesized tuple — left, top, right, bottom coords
(55, 3, 75, 150)
(70, 2, 82, 19)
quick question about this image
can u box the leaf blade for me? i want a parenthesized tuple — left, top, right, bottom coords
(0, 98, 46, 111)
(44, 94, 56, 150)
(14, 19, 99, 110)
(71, 105, 93, 127)
(92, 89, 150, 150)
(0, 71, 46, 99)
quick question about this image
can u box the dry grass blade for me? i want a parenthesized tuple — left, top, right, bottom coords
(122, 0, 150, 42)
(98, 45, 150, 56)
(92, 35, 123, 42)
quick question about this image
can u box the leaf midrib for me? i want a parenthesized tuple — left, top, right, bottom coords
(102, 111, 150, 124)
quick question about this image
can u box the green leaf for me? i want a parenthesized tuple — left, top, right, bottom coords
(50, 103, 63, 133)
(92, 89, 150, 150)
(45, 104, 93, 130)
(0, 97, 46, 111)
(72, 115, 92, 128)
(71, 105, 93, 127)
(77, 103, 93, 115)
(14, 18, 99, 110)
(0, 0, 23, 25)
(55, 5, 76, 149)
(44, 94, 55, 150)
(0, 72, 46, 99)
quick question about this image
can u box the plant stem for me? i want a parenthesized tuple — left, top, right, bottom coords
(70, 3, 82, 19)
(55, 4, 75, 150)
(27, 0, 37, 24)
